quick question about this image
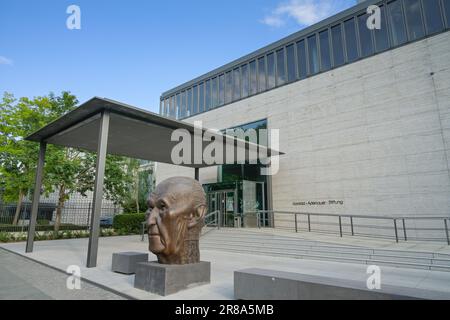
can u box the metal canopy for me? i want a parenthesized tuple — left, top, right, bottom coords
(26, 97, 280, 168)
(24, 97, 283, 268)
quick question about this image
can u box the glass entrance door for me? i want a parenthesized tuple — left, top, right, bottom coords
(207, 189, 237, 228)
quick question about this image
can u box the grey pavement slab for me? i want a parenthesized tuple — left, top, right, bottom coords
(0, 248, 125, 300)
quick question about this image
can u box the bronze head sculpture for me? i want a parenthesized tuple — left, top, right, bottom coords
(146, 177, 207, 265)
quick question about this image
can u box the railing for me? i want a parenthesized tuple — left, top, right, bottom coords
(202, 210, 221, 236)
(246, 211, 450, 245)
(0, 202, 119, 233)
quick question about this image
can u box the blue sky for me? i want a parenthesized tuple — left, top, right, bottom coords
(0, 0, 356, 113)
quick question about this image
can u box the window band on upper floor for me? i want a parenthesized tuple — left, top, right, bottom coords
(160, 0, 450, 120)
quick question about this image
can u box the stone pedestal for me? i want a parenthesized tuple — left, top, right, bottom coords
(134, 261, 211, 296)
(112, 252, 148, 275)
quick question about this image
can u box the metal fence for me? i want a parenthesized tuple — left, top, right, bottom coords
(249, 211, 450, 245)
(0, 201, 121, 233)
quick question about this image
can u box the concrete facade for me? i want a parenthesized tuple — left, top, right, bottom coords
(156, 31, 450, 237)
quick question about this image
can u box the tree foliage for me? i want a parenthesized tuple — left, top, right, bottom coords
(0, 91, 135, 230)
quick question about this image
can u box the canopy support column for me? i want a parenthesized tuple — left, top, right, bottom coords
(87, 111, 110, 268)
(26, 142, 47, 253)
(195, 168, 199, 181)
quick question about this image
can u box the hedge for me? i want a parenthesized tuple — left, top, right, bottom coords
(113, 213, 146, 234)
(0, 224, 88, 233)
(0, 228, 121, 243)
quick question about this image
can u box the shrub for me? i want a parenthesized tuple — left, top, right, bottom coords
(113, 213, 146, 234)
(0, 232, 12, 243)
(37, 219, 50, 225)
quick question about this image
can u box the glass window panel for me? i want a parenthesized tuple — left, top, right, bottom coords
(286, 44, 296, 82)
(445, 0, 450, 28)
(422, 0, 444, 34)
(164, 98, 169, 116)
(319, 30, 331, 71)
(241, 64, 249, 98)
(358, 13, 374, 57)
(388, 0, 408, 46)
(193, 85, 198, 114)
(404, 0, 425, 40)
(205, 80, 211, 111)
(211, 77, 218, 108)
(187, 88, 192, 117)
(296, 40, 307, 79)
(258, 57, 266, 92)
(199, 82, 204, 113)
(308, 35, 319, 74)
(181, 91, 186, 118)
(233, 68, 240, 101)
(344, 18, 359, 62)
(331, 24, 345, 67)
(249, 60, 257, 95)
(374, 5, 390, 52)
(170, 96, 175, 118)
(176, 93, 181, 119)
(225, 71, 232, 104)
(219, 74, 225, 106)
(276, 48, 286, 86)
(267, 53, 276, 89)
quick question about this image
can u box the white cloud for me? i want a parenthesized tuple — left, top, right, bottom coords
(0, 56, 13, 66)
(262, 0, 355, 28)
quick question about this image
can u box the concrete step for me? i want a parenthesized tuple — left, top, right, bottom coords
(201, 243, 450, 272)
(201, 229, 450, 272)
(202, 238, 374, 255)
(201, 240, 449, 266)
(203, 230, 450, 259)
(202, 235, 450, 261)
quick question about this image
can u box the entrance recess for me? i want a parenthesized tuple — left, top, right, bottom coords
(204, 180, 269, 228)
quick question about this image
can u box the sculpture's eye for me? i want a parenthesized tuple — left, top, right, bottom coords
(158, 201, 167, 211)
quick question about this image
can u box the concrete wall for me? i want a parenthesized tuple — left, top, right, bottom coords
(156, 31, 450, 238)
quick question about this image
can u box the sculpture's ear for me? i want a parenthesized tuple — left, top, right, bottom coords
(188, 205, 207, 229)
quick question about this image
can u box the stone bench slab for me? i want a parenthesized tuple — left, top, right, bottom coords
(112, 252, 148, 275)
(234, 268, 450, 300)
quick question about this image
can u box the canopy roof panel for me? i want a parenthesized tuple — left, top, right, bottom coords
(25, 97, 283, 168)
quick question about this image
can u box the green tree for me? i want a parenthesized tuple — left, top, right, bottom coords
(122, 160, 154, 214)
(0, 92, 133, 231)
(0, 93, 47, 225)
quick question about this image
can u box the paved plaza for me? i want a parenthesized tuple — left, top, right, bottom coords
(0, 248, 125, 300)
(2, 233, 450, 300)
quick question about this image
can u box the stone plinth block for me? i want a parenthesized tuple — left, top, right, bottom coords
(112, 252, 148, 275)
(134, 261, 211, 296)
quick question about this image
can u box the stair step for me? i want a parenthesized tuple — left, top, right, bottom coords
(203, 231, 450, 259)
(200, 229, 450, 272)
(201, 244, 450, 271)
(202, 239, 373, 254)
(202, 242, 441, 265)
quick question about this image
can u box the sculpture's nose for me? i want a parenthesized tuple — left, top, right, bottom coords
(147, 208, 158, 226)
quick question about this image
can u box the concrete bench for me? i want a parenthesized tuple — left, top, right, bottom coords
(234, 268, 449, 300)
(112, 252, 148, 275)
